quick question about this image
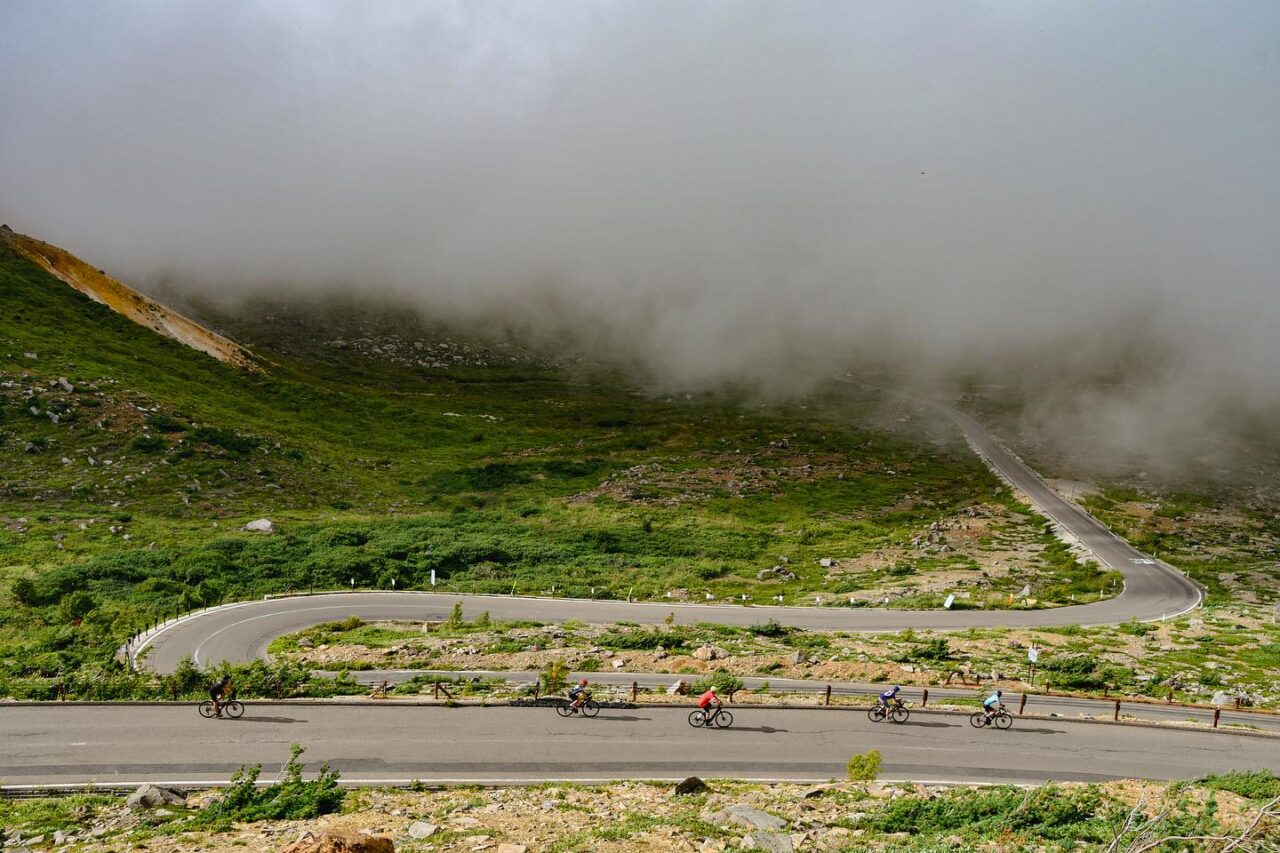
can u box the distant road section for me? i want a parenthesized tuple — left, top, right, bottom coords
(138, 406, 1201, 673)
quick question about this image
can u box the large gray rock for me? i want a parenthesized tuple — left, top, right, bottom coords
(743, 833, 794, 852)
(712, 804, 786, 831)
(243, 518, 276, 533)
(125, 783, 186, 810)
(407, 821, 437, 839)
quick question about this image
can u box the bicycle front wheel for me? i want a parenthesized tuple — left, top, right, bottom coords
(994, 711, 1012, 730)
(556, 702, 573, 717)
(198, 701, 215, 719)
(582, 700, 600, 718)
(890, 706, 909, 724)
(688, 709, 707, 728)
(969, 711, 987, 728)
(714, 710, 733, 728)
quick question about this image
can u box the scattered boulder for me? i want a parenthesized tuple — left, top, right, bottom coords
(712, 804, 786, 832)
(281, 830, 394, 853)
(56, 377, 74, 392)
(406, 821, 436, 839)
(125, 784, 186, 810)
(243, 518, 276, 534)
(298, 636, 315, 648)
(674, 776, 709, 795)
(667, 679, 688, 695)
(693, 645, 718, 661)
(742, 834, 793, 852)
(819, 558, 833, 568)
(497, 845, 528, 853)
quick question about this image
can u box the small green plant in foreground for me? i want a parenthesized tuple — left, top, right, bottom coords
(847, 749, 882, 782)
(541, 660, 570, 694)
(186, 744, 343, 831)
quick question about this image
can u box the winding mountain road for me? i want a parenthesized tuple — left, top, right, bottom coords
(136, 404, 1201, 674)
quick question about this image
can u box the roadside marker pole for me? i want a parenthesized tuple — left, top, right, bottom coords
(824, 685, 832, 706)
(1018, 693, 1027, 715)
(920, 688, 928, 707)
(1213, 707, 1221, 728)
(1113, 700, 1120, 721)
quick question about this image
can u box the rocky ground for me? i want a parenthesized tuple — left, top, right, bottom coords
(3, 777, 1276, 853)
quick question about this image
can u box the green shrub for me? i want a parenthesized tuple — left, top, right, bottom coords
(1199, 770, 1280, 800)
(130, 434, 166, 453)
(689, 670, 744, 696)
(847, 749, 881, 782)
(873, 784, 1103, 839)
(750, 618, 791, 638)
(192, 744, 342, 829)
(541, 660, 569, 694)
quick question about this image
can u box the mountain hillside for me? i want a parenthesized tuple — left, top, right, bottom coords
(0, 224, 256, 369)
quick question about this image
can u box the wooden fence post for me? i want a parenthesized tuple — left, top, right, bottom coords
(824, 685, 832, 706)
(1018, 693, 1027, 715)
(1113, 700, 1120, 721)
(921, 688, 929, 707)
(1213, 707, 1221, 728)
(632, 681, 638, 702)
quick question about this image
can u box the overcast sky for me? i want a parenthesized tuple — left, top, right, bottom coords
(2, 1, 1278, 470)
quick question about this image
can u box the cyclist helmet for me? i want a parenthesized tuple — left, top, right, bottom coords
(995, 689, 1003, 697)
(580, 678, 589, 686)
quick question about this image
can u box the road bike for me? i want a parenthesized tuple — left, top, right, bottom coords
(556, 698, 600, 718)
(868, 699, 909, 724)
(198, 699, 244, 719)
(688, 706, 733, 728)
(970, 705, 1013, 730)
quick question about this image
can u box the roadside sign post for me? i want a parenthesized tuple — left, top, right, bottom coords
(430, 569, 436, 587)
(1027, 645, 1039, 685)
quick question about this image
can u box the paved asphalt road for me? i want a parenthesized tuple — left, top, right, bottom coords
(3, 704, 1275, 788)
(342, 670, 1280, 733)
(139, 405, 1200, 673)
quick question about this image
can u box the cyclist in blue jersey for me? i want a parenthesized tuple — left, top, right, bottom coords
(983, 689, 1003, 720)
(879, 685, 901, 709)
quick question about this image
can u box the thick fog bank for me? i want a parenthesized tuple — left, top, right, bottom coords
(2, 1, 1278, 473)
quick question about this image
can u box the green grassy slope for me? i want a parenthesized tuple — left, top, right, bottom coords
(0, 243, 1112, 698)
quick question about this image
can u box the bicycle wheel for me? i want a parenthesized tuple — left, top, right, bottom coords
(582, 700, 600, 718)
(714, 709, 734, 728)
(868, 707, 885, 722)
(224, 700, 245, 719)
(688, 709, 708, 728)
(198, 701, 215, 719)
(994, 711, 1012, 730)
(556, 701, 574, 717)
(969, 711, 987, 728)
(890, 705, 909, 724)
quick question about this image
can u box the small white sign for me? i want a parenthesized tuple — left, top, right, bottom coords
(1028, 646, 1040, 664)
(430, 569, 436, 587)
(943, 594, 955, 609)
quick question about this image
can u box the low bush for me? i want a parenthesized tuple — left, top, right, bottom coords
(192, 744, 343, 830)
(847, 749, 881, 781)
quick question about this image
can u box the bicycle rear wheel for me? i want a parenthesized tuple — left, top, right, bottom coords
(969, 711, 987, 728)
(582, 700, 600, 718)
(714, 709, 733, 728)
(224, 700, 245, 719)
(867, 707, 885, 723)
(994, 711, 1012, 730)
(198, 701, 215, 719)
(688, 709, 708, 727)
(890, 706, 909, 724)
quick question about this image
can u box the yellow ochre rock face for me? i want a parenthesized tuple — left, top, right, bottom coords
(0, 224, 258, 370)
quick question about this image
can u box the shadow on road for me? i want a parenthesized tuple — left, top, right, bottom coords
(1004, 727, 1064, 735)
(723, 726, 788, 734)
(895, 720, 955, 729)
(592, 715, 651, 722)
(238, 716, 303, 724)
